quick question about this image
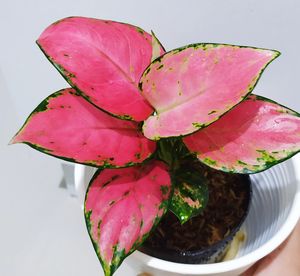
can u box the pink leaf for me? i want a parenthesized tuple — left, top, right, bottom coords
(140, 44, 280, 139)
(37, 17, 165, 121)
(85, 161, 171, 276)
(11, 88, 156, 167)
(183, 95, 300, 173)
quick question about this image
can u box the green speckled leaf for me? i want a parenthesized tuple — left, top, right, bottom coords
(184, 94, 300, 173)
(140, 43, 280, 139)
(10, 88, 156, 168)
(85, 161, 172, 276)
(170, 170, 208, 224)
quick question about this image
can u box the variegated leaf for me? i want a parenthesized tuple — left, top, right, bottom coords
(140, 44, 279, 139)
(170, 170, 208, 224)
(184, 95, 300, 173)
(37, 17, 165, 121)
(84, 161, 171, 276)
(11, 88, 156, 167)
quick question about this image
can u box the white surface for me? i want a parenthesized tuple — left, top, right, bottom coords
(1, 0, 300, 276)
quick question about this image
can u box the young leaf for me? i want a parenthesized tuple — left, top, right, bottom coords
(37, 17, 165, 121)
(184, 94, 300, 173)
(140, 44, 280, 139)
(11, 88, 156, 168)
(84, 161, 171, 276)
(170, 170, 208, 224)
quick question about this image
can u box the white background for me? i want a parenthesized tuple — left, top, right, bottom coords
(1, 0, 299, 275)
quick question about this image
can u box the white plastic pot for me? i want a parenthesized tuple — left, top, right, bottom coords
(74, 155, 300, 276)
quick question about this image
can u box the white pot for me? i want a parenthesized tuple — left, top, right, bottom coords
(74, 155, 300, 276)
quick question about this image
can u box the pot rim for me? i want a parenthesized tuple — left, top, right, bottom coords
(131, 156, 300, 274)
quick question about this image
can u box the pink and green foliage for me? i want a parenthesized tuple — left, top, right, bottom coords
(183, 95, 300, 173)
(140, 44, 279, 139)
(37, 17, 164, 121)
(170, 169, 208, 224)
(11, 88, 156, 167)
(85, 161, 171, 276)
(11, 16, 300, 276)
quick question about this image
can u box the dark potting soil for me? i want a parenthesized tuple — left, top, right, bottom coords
(142, 161, 250, 252)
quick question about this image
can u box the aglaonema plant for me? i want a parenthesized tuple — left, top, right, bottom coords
(11, 17, 300, 276)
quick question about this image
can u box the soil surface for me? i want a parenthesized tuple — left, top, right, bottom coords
(142, 160, 250, 252)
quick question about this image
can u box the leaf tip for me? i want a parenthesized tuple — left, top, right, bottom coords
(272, 49, 281, 58)
(8, 137, 16, 145)
(8, 133, 22, 145)
(263, 48, 281, 62)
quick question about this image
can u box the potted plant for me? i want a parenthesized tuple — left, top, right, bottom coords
(11, 17, 300, 276)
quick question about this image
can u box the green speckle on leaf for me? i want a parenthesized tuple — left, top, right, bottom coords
(152, 135, 161, 141)
(97, 220, 101, 239)
(85, 210, 92, 232)
(123, 190, 130, 197)
(256, 149, 277, 163)
(203, 157, 217, 166)
(119, 114, 133, 120)
(136, 27, 144, 35)
(144, 67, 151, 76)
(101, 159, 114, 168)
(277, 109, 288, 114)
(109, 200, 115, 206)
(237, 160, 248, 165)
(102, 175, 119, 187)
(134, 152, 141, 159)
(157, 64, 164, 70)
(208, 110, 217, 115)
(124, 161, 135, 167)
(192, 122, 205, 128)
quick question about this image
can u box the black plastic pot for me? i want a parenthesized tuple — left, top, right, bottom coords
(139, 175, 252, 264)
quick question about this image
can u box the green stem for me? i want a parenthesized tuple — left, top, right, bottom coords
(157, 137, 192, 172)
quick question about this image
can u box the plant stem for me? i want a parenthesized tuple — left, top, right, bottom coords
(157, 137, 192, 172)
